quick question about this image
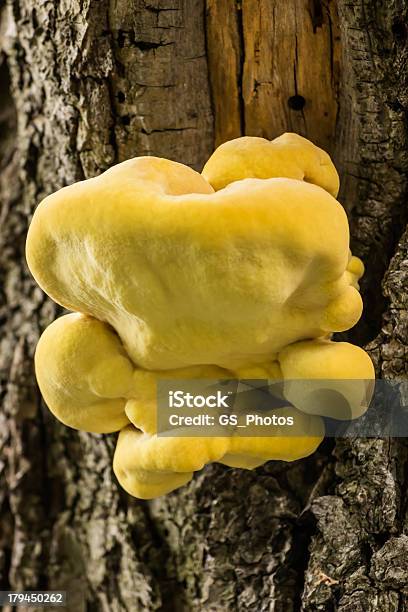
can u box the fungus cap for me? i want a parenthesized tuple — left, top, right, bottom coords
(27, 135, 359, 372)
(26, 132, 374, 499)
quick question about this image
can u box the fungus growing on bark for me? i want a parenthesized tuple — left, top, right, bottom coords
(26, 132, 374, 499)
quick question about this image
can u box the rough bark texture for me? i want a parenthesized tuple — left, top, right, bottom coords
(0, 1, 407, 611)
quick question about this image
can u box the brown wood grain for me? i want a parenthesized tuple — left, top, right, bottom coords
(206, 0, 243, 146)
(206, 0, 341, 154)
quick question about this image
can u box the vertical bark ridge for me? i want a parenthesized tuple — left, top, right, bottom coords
(302, 1, 408, 609)
(335, 0, 408, 344)
(0, 1, 214, 609)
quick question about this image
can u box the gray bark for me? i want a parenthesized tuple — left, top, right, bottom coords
(0, 1, 407, 611)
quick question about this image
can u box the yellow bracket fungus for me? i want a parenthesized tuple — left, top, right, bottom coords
(26, 132, 374, 499)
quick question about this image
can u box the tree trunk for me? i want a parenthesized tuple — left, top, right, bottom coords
(0, 1, 407, 610)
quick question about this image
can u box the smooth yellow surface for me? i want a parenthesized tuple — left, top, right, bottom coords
(279, 339, 375, 419)
(220, 407, 324, 468)
(35, 313, 133, 433)
(202, 133, 340, 196)
(27, 132, 374, 498)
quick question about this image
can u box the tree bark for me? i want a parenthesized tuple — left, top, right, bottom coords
(0, 1, 407, 611)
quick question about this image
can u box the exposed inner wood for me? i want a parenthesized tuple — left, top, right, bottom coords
(206, 0, 341, 154)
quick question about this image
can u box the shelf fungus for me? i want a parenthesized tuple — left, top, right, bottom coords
(26, 133, 374, 499)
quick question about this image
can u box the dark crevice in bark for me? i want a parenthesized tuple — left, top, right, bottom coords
(334, 2, 408, 364)
(291, 517, 318, 612)
(235, 1, 246, 136)
(348, 185, 408, 349)
(335, 0, 408, 356)
(288, 440, 337, 611)
(0, 59, 16, 169)
(138, 500, 186, 612)
(0, 494, 13, 590)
